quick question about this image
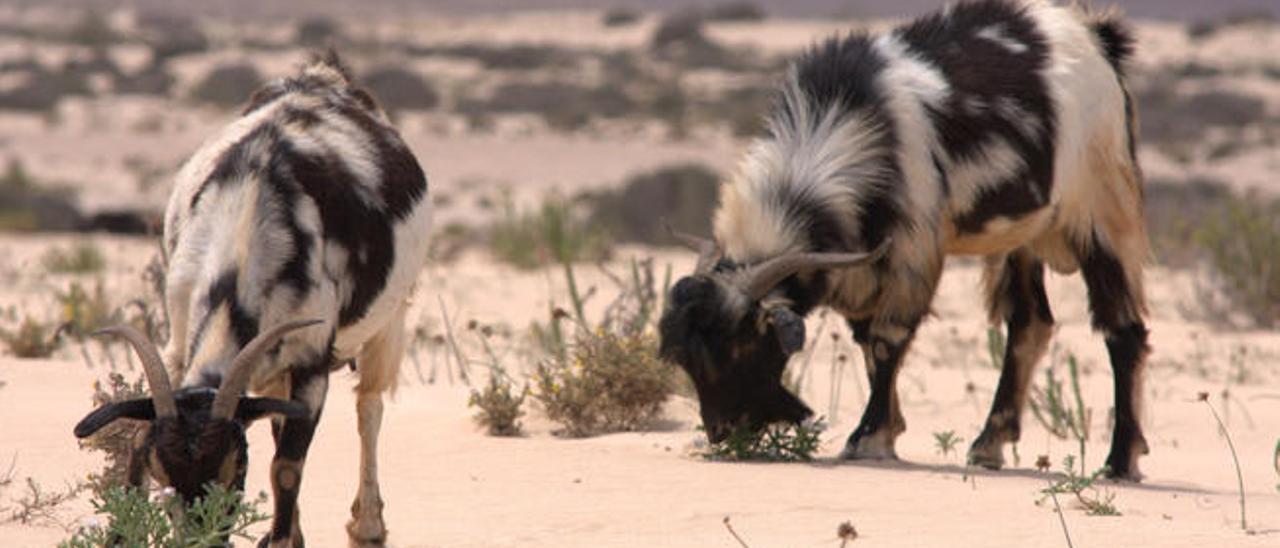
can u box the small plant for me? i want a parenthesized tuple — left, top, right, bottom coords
(0, 316, 61, 358)
(1198, 391, 1247, 530)
(704, 419, 826, 462)
(933, 430, 963, 458)
(488, 193, 610, 270)
(1039, 455, 1120, 516)
(42, 241, 106, 274)
(56, 280, 116, 339)
(532, 330, 671, 437)
(79, 373, 150, 493)
(59, 484, 269, 548)
(837, 520, 858, 546)
(1194, 190, 1280, 327)
(1028, 349, 1091, 475)
(466, 326, 527, 436)
(4, 476, 88, 527)
(469, 373, 527, 436)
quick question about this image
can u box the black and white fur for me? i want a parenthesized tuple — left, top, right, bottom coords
(80, 52, 430, 546)
(668, 0, 1150, 478)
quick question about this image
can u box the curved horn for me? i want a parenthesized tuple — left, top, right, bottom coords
(744, 238, 892, 301)
(664, 221, 722, 274)
(94, 326, 177, 419)
(211, 319, 323, 420)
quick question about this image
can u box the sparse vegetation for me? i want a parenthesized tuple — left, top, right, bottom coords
(1027, 348, 1091, 475)
(0, 316, 61, 358)
(602, 8, 641, 28)
(488, 193, 611, 269)
(1040, 455, 1120, 517)
(80, 373, 150, 493)
(1197, 392, 1247, 531)
(583, 163, 720, 246)
(59, 484, 269, 548)
(360, 66, 440, 112)
(704, 419, 826, 462)
(532, 330, 671, 437)
(466, 326, 527, 436)
(933, 430, 963, 459)
(42, 242, 106, 274)
(1194, 190, 1280, 327)
(707, 1, 767, 22)
(57, 281, 116, 340)
(190, 64, 262, 108)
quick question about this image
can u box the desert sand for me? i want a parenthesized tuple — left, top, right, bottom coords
(2, 237, 1279, 547)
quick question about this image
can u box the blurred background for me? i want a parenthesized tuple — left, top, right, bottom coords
(0, 0, 1276, 317)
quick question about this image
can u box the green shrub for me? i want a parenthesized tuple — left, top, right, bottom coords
(1195, 190, 1280, 327)
(602, 8, 641, 27)
(466, 328, 527, 437)
(360, 66, 440, 112)
(707, 1, 767, 22)
(295, 17, 343, 47)
(532, 331, 671, 437)
(469, 373, 527, 437)
(584, 163, 720, 246)
(57, 280, 116, 339)
(190, 64, 262, 108)
(59, 484, 269, 548)
(42, 241, 106, 274)
(79, 373, 149, 493)
(704, 420, 825, 462)
(0, 316, 61, 358)
(488, 194, 611, 269)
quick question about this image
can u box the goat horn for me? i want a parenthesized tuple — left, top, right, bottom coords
(664, 221, 722, 274)
(94, 326, 177, 419)
(211, 319, 323, 420)
(744, 238, 892, 301)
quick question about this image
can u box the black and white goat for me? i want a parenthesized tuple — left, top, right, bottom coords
(74, 52, 431, 546)
(660, 0, 1151, 479)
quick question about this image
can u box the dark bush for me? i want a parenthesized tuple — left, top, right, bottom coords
(650, 11, 739, 69)
(585, 163, 721, 245)
(361, 66, 440, 111)
(411, 44, 579, 71)
(1195, 189, 1280, 328)
(702, 85, 772, 137)
(113, 64, 175, 96)
(0, 160, 83, 231)
(190, 63, 262, 108)
(66, 9, 120, 48)
(460, 82, 636, 131)
(603, 7, 642, 27)
(707, 1, 767, 22)
(296, 17, 344, 47)
(0, 68, 91, 111)
(139, 13, 209, 62)
(1136, 86, 1266, 145)
(1145, 176, 1233, 268)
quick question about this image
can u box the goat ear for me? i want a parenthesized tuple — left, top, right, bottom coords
(74, 398, 156, 438)
(766, 307, 806, 355)
(235, 398, 308, 423)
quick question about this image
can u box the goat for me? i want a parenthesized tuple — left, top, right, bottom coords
(659, 0, 1151, 479)
(73, 51, 431, 546)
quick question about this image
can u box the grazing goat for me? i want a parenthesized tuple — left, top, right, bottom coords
(660, 0, 1151, 479)
(74, 52, 431, 546)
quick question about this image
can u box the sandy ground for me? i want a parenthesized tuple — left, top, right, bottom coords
(1, 236, 1279, 547)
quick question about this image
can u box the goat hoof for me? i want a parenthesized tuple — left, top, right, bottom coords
(347, 520, 387, 547)
(839, 429, 898, 460)
(257, 536, 305, 548)
(966, 437, 1005, 470)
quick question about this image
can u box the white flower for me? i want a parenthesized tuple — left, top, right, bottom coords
(78, 515, 102, 529)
